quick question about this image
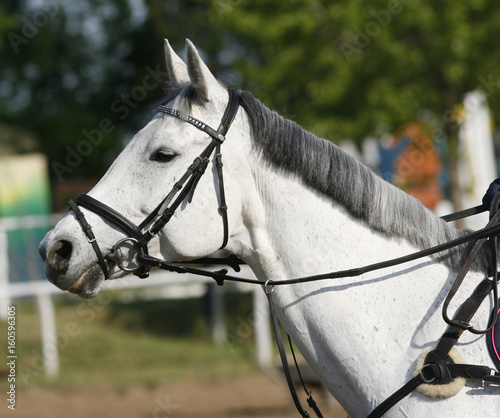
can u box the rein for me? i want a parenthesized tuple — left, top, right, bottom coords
(68, 88, 500, 417)
(137, 200, 500, 418)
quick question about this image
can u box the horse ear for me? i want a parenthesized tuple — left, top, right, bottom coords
(185, 39, 219, 102)
(164, 39, 189, 86)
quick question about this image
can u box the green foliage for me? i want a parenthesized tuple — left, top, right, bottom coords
(1, 0, 500, 183)
(219, 0, 500, 141)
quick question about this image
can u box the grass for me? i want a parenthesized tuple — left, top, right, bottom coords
(1, 288, 261, 390)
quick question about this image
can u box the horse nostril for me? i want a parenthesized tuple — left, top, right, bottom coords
(43, 239, 73, 281)
(54, 240, 73, 261)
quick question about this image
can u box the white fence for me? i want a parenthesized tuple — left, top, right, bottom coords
(0, 214, 272, 378)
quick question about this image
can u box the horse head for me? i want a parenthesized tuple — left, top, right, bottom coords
(39, 40, 253, 298)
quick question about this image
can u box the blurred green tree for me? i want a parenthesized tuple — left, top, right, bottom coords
(218, 0, 500, 143)
(215, 0, 500, 208)
(0, 0, 226, 183)
(1, 0, 500, 193)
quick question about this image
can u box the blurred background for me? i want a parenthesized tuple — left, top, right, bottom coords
(1, 0, 500, 417)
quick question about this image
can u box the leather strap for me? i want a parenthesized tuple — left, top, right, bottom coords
(266, 287, 314, 418)
(157, 88, 240, 144)
(215, 143, 229, 249)
(369, 193, 500, 417)
(367, 371, 430, 418)
(441, 201, 500, 335)
(75, 194, 152, 278)
(288, 334, 324, 417)
(368, 362, 500, 418)
(440, 204, 486, 222)
(76, 194, 143, 239)
(68, 200, 109, 280)
(70, 89, 240, 280)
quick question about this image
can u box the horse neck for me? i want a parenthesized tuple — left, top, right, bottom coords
(236, 91, 489, 277)
(240, 148, 482, 283)
(234, 121, 497, 415)
(245, 158, 418, 279)
(243, 158, 489, 415)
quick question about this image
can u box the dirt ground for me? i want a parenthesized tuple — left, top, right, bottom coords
(11, 373, 346, 418)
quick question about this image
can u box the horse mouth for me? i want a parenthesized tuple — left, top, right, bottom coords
(67, 263, 105, 299)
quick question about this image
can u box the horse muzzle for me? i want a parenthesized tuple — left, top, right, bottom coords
(38, 227, 108, 298)
(39, 236, 72, 287)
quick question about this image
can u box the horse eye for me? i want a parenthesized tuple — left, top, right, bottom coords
(151, 150, 177, 163)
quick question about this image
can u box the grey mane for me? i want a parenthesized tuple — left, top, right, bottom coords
(238, 91, 490, 272)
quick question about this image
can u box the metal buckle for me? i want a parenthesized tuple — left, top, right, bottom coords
(264, 279, 275, 295)
(110, 237, 144, 272)
(420, 364, 437, 383)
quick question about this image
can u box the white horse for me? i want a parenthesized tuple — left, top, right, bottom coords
(39, 39, 500, 417)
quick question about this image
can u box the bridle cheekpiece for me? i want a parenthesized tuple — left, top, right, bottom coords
(69, 88, 240, 280)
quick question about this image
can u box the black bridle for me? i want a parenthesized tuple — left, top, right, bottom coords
(69, 88, 240, 280)
(68, 86, 500, 417)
